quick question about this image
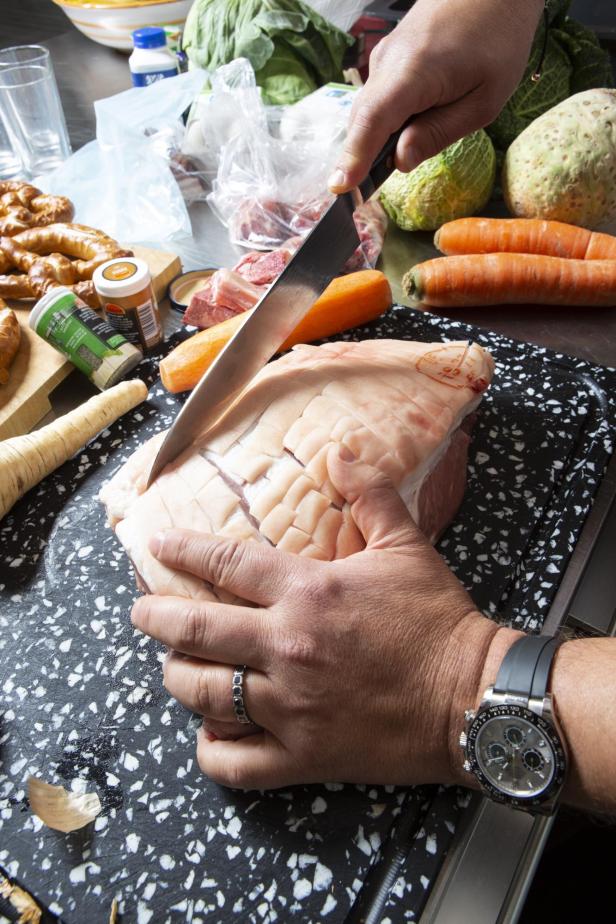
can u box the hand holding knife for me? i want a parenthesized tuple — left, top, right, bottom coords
(146, 126, 406, 487)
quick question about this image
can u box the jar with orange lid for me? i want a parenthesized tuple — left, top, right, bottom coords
(93, 257, 164, 351)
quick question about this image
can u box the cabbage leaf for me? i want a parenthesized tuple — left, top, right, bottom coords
(182, 0, 353, 105)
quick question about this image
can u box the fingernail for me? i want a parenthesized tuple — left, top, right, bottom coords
(338, 444, 356, 463)
(205, 731, 218, 742)
(149, 531, 165, 557)
(328, 167, 346, 191)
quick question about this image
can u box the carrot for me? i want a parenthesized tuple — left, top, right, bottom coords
(0, 378, 148, 520)
(403, 253, 616, 308)
(435, 218, 616, 261)
(161, 269, 392, 393)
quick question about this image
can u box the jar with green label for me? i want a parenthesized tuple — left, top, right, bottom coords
(29, 287, 143, 390)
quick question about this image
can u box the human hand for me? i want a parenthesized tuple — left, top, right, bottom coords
(328, 0, 543, 192)
(131, 446, 519, 790)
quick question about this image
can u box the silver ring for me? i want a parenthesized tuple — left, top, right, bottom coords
(232, 665, 255, 725)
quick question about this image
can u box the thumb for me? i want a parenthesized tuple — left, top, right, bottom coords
(394, 88, 490, 172)
(327, 444, 422, 550)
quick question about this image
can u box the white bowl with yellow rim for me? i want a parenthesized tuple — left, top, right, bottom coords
(52, 0, 192, 52)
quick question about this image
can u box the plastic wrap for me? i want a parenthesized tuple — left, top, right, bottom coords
(36, 70, 207, 246)
(304, 0, 372, 31)
(205, 59, 386, 268)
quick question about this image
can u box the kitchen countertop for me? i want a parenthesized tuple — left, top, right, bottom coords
(32, 18, 616, 373)
(3, 8, 616, 924)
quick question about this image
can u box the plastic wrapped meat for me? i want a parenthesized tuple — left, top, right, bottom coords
(100, 339, 494, 600)
(183, 200, 388, 331)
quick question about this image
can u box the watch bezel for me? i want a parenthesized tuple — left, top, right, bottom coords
(465, 702, 567, 812)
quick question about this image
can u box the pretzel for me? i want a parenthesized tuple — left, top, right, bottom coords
(0, 223, 133, 307)
(0, 302, 21, 385)
(0, 181, 74, 236)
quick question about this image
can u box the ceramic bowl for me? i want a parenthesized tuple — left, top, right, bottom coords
(52, 0, 192, 52)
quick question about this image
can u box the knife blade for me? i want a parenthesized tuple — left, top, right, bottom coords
(146, 126, 404, 487)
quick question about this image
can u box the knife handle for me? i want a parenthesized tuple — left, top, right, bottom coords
(358, 120, 412, 200)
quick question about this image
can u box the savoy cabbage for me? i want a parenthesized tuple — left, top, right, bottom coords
(487, 0, 614, 152)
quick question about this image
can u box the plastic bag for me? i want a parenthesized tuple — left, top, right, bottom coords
(37, 70, 207, 246)
(205, 58, 386, 268)
(182, 58, 266, 186)
(303, 0, 372, 32)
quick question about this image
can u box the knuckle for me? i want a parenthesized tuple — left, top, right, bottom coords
(297, 568, 345, 613)
(368, 40, 386, 69)
(178, 605, 205, 651)
(349, 102, 385, 138)
(174, 530, 196, 563)
(207, 539, 241, 587)
(277, 629, 320, 670)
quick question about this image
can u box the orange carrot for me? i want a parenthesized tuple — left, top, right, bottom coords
(403, 253, 616, 308)
(161, 270, 392, 393)
(435, 218, 616, 261)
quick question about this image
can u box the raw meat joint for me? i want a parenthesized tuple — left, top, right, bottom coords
(101, 339, 494, 599)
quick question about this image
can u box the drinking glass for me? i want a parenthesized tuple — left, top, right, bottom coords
(0, 45, 52, 70)
(0, 108, 24, 179)
(0, 64, 71, 176)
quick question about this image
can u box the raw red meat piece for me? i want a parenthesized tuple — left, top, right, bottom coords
(183, 278, 221, 328)
(184, 270, 264, 328)
(233, 249, 291, 286)
(211, 269, 262, 312)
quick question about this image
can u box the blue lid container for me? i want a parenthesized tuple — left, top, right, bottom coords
(132, 27, 167, 49)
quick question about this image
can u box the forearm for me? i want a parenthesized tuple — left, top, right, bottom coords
(447, 623, 616, 814)
(551, 637, 616, 814)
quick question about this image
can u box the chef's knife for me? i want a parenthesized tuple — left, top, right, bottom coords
(146, 127, 405, 487)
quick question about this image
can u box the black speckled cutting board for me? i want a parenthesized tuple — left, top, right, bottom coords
(1, 307, 615, 924)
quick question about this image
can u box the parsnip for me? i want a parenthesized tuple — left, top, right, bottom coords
(0, 378, 148, 520)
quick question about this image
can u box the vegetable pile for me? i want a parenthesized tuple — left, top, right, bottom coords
(486, 0, 613, 155)
(183, 0, 353, 105)
(404, 217, 616, 308)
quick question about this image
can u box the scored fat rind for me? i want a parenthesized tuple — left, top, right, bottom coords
(100, 339, 494, 599)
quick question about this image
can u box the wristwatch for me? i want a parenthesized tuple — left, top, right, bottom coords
(459, 634, 568, 815)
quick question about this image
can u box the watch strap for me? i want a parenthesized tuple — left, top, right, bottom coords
(494, 634, 560, 700)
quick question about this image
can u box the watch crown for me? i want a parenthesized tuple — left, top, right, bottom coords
(459, 731, 468, 748)
(463, 759, 472, 773)
(464, 709, 476, 723)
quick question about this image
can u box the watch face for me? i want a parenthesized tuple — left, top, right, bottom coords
(467, 704, 566, 807)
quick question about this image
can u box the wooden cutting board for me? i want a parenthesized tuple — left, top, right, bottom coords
(0, 246, 181, 440)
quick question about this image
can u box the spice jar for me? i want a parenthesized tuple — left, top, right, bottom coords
(29, 287, 143, 390)
(93, 257, 164, 351)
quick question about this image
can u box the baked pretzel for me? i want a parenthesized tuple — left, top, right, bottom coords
(0, 223, 132, 307)
(0, 181, 74, 236)
(0, 302, 21, 385)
